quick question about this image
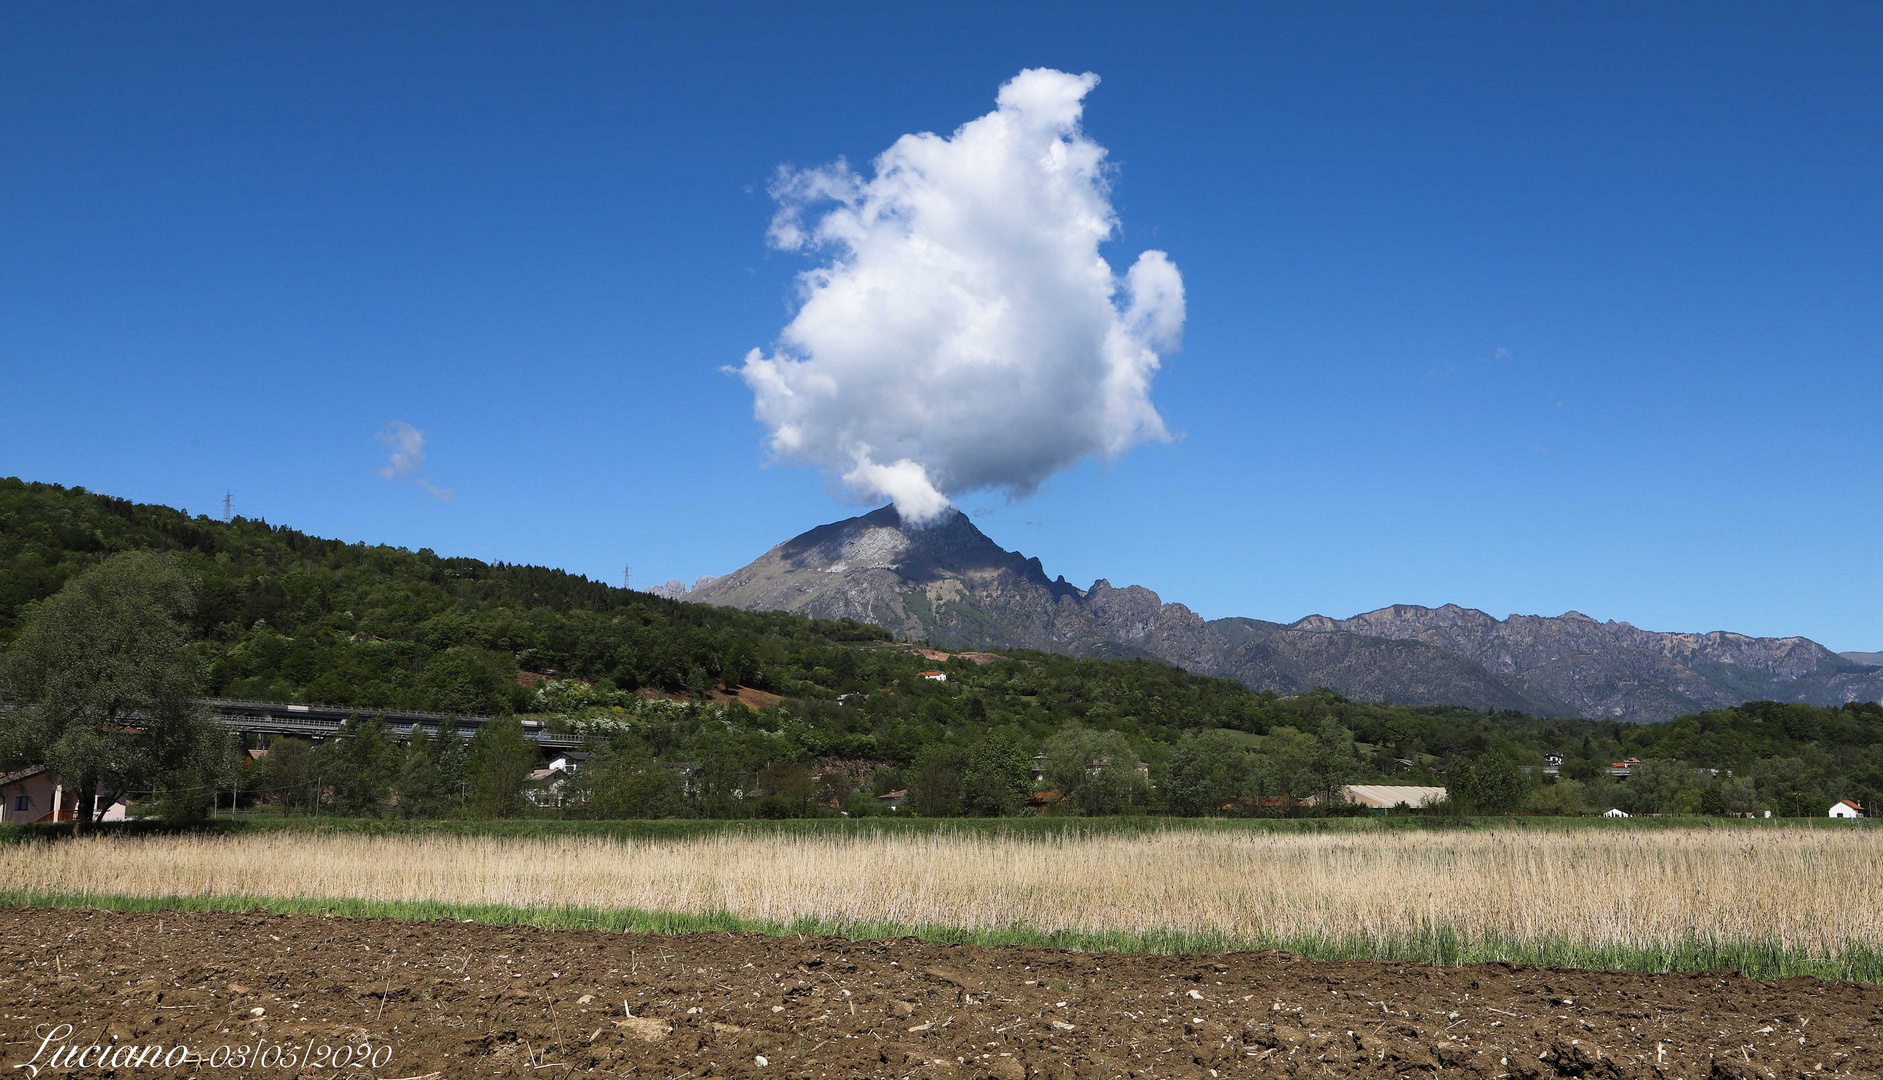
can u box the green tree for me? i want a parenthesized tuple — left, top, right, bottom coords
(840, 791, 881, 817)
(315, 714, 399, 816)
(909, 745, 966, 816)
(0, 552, 217, 831)
(256, 735, 312, 813)
(1252, 725, 1316, 801)
(417, 651, 504, 715)
(394, 726, 449, 818)
(756, 762, 815, 817)
(567, 740, 682, 819)
(1700, 774, 1757, 817)
(961, 731, 1031, 816)
(1076, 730, 1149, 815)
(1447, 748, 1530, 813)
(1623, 761, 1710, 815)
(464, 716, 536, 817)
(1306, 719, 1359, 806)
(1039, 724, 1096, 800)
(1753, 756, 1826, 817)
(1040, 725, 1146, 815)
(434, 722, 468, 813)
(1164, 730, 1254, 816)
(1525, 778, 1585, 816)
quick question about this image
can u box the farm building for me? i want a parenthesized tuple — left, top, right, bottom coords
(877, 789, 908, 811)
(1338, 785, 1447, 810)
(1830, 799, 1864, 819)
(1603, 808, 1630, 818)
(918, 670, 947, 682)
(0, 766, 127, 823)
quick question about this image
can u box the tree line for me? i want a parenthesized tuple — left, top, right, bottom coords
(3, 479, 1881, 824)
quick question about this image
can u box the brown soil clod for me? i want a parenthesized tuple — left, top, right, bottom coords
(0, 908, 1878, 1077)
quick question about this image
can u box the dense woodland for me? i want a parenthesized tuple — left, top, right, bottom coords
(4, 477, 1881, 821)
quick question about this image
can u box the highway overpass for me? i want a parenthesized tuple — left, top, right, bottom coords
(206, 699, 583, 753)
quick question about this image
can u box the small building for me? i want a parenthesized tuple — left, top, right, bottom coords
(0, 766, 58, 823)
(918, 671, 947, 682)
(0, 766, 125, 823)
(1830, 799, 1864, 819)
(1338, 785, 1447, 810)
(1603, 808, 1630, 818)
(877, 789, 908, 811)
(524, 757, 578, 809)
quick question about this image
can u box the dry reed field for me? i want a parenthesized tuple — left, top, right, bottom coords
(5, 825, 1881, 970)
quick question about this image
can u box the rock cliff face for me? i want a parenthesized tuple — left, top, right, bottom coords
(687, 507, 1883, 721)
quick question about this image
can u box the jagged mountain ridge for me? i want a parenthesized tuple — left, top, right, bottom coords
(684, 506, 1883, 721)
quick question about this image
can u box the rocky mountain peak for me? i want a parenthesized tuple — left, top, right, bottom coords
(684, 508, 1883, 721)
(770, 504, 1057, 588)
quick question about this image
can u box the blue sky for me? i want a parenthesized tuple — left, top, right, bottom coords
(3, 3, 1879, 649)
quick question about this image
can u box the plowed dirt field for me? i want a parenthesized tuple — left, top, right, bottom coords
(1, 908, 1877, 1078)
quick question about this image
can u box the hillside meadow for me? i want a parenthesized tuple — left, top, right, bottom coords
(3, 818, 1879, 982)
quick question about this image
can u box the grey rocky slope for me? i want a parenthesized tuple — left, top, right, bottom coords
(685, 506, 1883, 721)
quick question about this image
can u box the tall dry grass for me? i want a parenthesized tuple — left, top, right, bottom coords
(5, 827, 1881, 962)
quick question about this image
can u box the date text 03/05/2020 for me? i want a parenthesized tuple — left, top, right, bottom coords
(12, 1024, 394, 1076)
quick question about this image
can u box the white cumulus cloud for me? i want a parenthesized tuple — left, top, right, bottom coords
(376, 421, 453, 501)
(736, 67, 1183, 524)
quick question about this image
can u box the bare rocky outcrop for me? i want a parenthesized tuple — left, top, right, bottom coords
(689, 507, 1883, 720)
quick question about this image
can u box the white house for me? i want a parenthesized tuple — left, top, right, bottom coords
(1602, 808, 1630, 818)
(1829, 799, 1864, 819)
(918, 670, 947, 682)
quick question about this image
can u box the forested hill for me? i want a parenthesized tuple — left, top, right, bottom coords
(0, 477, 900, 712)
(1, 478, 1279, 728)
(6, 478, 1883, 818)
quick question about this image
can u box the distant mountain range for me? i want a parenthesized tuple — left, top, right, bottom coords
(674, 506, 1883, 722)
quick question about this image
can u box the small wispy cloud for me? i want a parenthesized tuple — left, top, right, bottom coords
(1527, 442, 1552, 455)
(376, 421, 453, 500)
(1493, 346, 1511, 360)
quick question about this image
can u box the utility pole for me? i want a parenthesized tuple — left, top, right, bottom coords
(222, 491, 233, 523)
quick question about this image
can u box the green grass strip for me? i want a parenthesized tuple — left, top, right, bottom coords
(1, 888, 1875, 985)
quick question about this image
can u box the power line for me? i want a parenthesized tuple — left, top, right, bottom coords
(222, 491, 233, 523)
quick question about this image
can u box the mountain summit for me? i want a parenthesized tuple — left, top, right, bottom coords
(685, 507, 1883, 721)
